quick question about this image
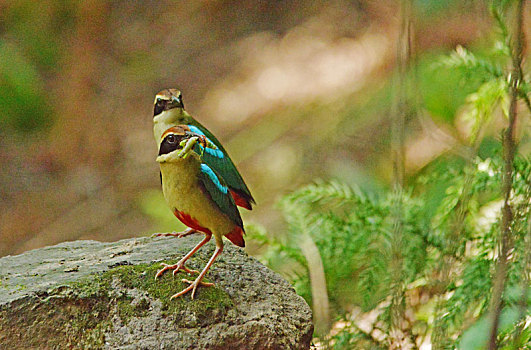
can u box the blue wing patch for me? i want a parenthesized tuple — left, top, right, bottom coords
(200, 164, 228, 194)
(188, 125, 205, 136)
(203, 146, 224, 158)
(189, 125, 224, 159)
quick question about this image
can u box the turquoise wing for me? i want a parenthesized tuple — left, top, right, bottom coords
(197, 163, 243, 229)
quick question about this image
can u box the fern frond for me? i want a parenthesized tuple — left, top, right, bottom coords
(462, 78, 509, 144)
(434, 45, 504, 80)
(282, 180, 371, 208)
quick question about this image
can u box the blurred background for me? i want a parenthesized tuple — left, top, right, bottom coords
(1, 0, 510, 257)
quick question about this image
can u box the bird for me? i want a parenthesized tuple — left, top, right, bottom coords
(152, 88, 255, 212)
(155, 125, 245, 299)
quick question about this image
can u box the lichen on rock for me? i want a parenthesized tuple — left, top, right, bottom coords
(0, 236, 313, 349)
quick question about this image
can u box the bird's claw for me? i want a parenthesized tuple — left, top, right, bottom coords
(173, 265, 199, 276)
(155, 262, 199, 280)
(151, 232, 175, 238)
(170, 278, 216, 300)
(151, 228, 198, 239)
(182, 278, 215, 287)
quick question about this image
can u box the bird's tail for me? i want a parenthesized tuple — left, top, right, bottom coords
(225, 225, 245, 247)
(230, 189, 253, 210)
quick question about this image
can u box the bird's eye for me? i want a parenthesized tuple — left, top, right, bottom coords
(154, 97, 166, 116)
(167, 134, 176, 143)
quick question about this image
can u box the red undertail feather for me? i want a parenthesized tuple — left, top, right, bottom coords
(173, 210, 212, 235)
(174, 209, 245, 247)
(230, 189, 252, 210)
(225, 226, 245, 248)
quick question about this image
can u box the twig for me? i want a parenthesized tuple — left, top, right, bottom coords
(299, 231, 331, 337)
(512, 190, 530, 348)
(487, 0, 525, 348)
(389, 0, 415, 347)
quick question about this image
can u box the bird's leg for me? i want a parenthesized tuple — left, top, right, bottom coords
(171, 241, 223, 300)
(152, 227, 198, 238)
(155, 234, 211, 279)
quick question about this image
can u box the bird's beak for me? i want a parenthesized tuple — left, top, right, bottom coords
(170, 95, 184, 109)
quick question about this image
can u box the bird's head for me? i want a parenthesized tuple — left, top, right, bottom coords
(157, 125, 205, 162)
(153, 88, 184, 117)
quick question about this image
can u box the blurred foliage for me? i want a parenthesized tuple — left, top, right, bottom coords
(280, 181, 429, 312)
(251, 156, 530, 348)
(0, 0, 74, 132)
(137, 189, 185, 234)
(0, 41, 52, 132)
(249, 2, 530, 347)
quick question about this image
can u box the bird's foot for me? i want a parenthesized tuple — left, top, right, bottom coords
(170, 278, 215, 300)
(155, 262, 199, 279)
(151, 228, 198, 239)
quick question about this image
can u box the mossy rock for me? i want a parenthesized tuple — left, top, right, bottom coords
(0, 236, 313, 349)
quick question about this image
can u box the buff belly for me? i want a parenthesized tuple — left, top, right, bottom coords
(160, 156, 235, 243)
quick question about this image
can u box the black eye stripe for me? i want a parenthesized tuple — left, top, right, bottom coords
(159, 134, 185, 156)
(154, 101, 165, 116)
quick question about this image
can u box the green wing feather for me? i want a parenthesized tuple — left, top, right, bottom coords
(197, 164, 243, 229)
(188, 120, 255, 206)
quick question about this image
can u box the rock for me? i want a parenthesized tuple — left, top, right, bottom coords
(0, 236, 313, 349)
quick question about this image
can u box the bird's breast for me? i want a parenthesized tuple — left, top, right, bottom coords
(159, 157, 199, 205)
(159, 157, 237, 238)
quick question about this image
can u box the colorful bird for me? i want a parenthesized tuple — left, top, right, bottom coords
(153, 89, 255, 211)
(155, 125, 245, 299)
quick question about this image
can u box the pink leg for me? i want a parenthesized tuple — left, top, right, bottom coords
(170, 241, 224, 300)
(152, 227, 198, 238)
(155, 234, 211, 279)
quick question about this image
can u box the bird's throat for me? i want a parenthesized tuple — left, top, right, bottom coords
(153, 109, 185, 145)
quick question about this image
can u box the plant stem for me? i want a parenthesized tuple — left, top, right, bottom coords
(389, 0, 414, 347)
(299, 232, 331, 337)
(512, 205, 530, 349)
(487, 0, 525, 348)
